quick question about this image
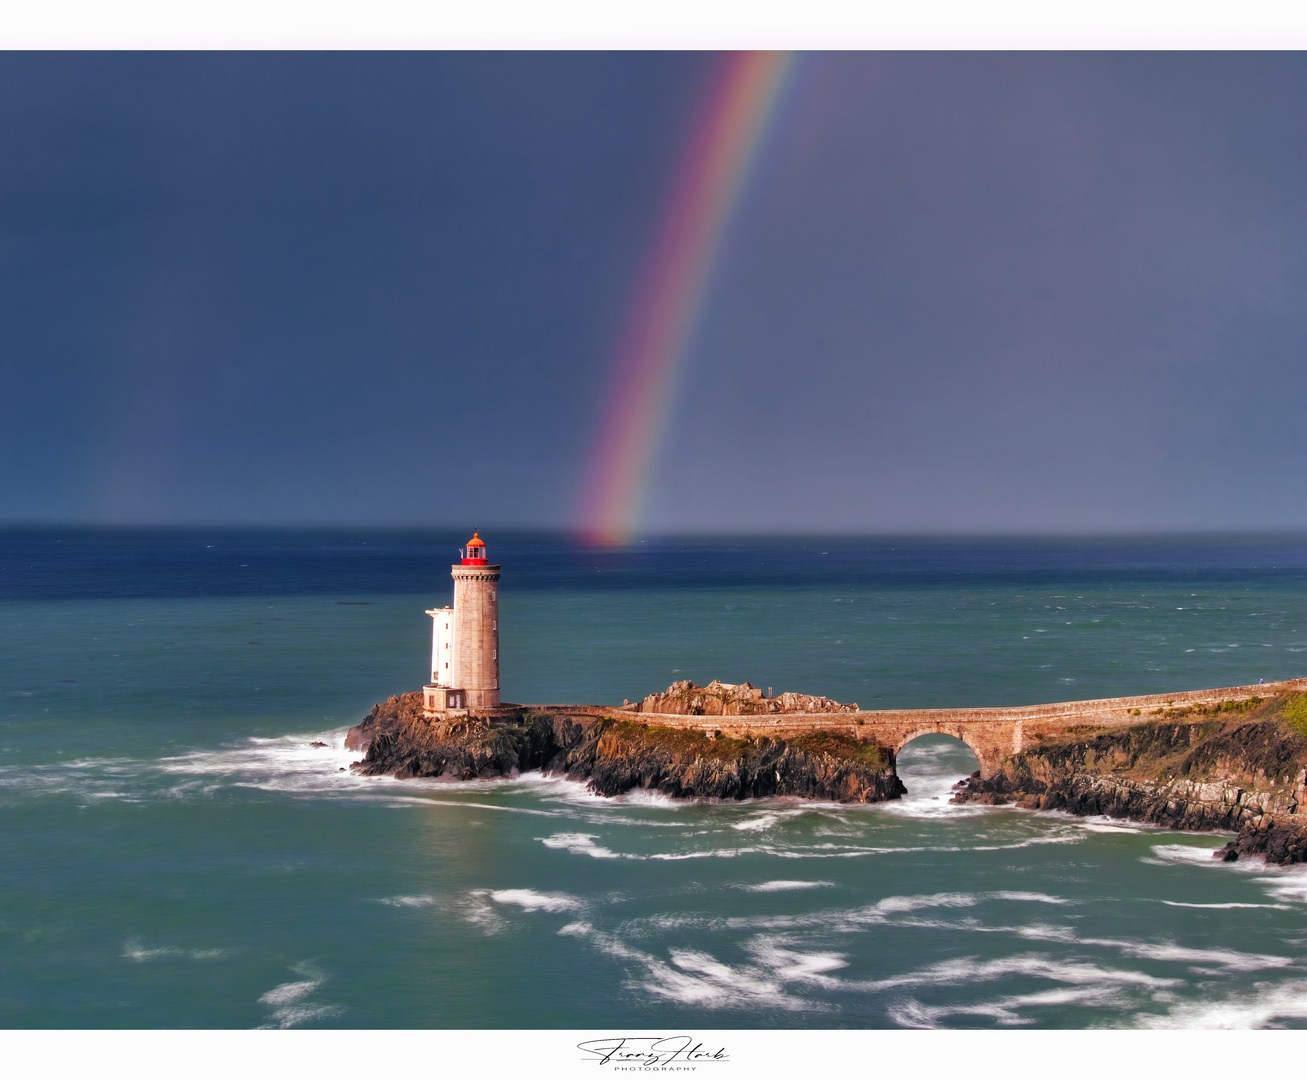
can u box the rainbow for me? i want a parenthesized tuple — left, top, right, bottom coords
(576, 51, 796, 545)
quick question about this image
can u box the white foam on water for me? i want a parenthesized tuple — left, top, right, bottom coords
(721, 892, 982, 933)
(610, 787, 682, 808)
(1012, 923, 1080, 943)
(259, 1004, 346, 1029)
(377, 895, 436, 907)
(488, 888, 584, 913)
(160, 731, 363, 791)
(539, 832, 626, 859)
(731, 810, 804, 832)
(970, 831, 1086, 851)
(1079, 823, 1142, 834)
(516, 771, 686, 811)
(585, 932, 829, 1013)
(157, 732, 561, 811)
(255, 964, 345, 1029)
(878, 766, 993, 820)
(889, 984, 1128, 1029)
(509, 771, 608, 804)
(1076, 936, 1291, 972)
(739, 880, 834, 892)
(1137, 978, 1307, 1029)
(1160, 900, 1290, 910)
(460, 892, 507, 934)
(990, 891, 1072, 905)
(403, 798, 561, 818)
(1151, 843, 1227, 865)
(853, 954, 1181, 994)
(122, 940, 224, 962)
(746, 939, 849, 983)
(873, 891, 979, 915)
(259, 979, 318, 1006)
(1262, 869, 1307, 905)
(558, 921, 593, 937)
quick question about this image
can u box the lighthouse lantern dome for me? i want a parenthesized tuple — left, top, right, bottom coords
(462, 532, 488, 566)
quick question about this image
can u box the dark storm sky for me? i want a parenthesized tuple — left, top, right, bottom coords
(2, 51, 1306, 533)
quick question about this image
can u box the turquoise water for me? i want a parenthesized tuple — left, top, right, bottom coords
(3, 531, 1307, 1028)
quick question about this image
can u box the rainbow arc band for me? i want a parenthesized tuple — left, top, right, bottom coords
(577, 51, 795, 545)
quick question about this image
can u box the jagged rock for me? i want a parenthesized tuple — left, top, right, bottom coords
(953, 700, 1307, 863)
(628, 679, 858, 716)
(343, 694, 900, 803)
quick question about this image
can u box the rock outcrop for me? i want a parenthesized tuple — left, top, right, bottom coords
(953, 691, 1307, 864)
(344, 692, 902, 803)
(626, 679, 859, 716)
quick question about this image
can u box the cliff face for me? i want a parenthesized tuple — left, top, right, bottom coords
(953, 692, 1307, 863)
(549, 721, 903, 802)
(344, 693, 903, 803)
(627, 679, 859, 716)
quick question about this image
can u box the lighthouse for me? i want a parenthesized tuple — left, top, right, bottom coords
(423, 531, 501, 716)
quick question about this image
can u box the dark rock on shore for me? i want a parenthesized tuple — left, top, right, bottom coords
(344, 693, 903, 803)
(547, 720, 903, 802)
(953, 693, 1307, 863)
(1212, 823, 1307, 865)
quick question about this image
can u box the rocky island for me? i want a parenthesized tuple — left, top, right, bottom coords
(344, 676, 1307, 865)
(374, 536, 1307, 861)
(345, 681, 904, 803)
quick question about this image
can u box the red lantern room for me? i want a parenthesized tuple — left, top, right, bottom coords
(462, 532, 488, 566)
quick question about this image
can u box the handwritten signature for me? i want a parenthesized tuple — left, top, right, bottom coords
(577, 1036, 729, 1067)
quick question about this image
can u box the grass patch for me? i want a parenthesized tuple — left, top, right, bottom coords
(789, 731, 888, 770)
(1282, 692, 1307, 737)
(603, 719, 749, 761)
(1163, 696, 1262, 720)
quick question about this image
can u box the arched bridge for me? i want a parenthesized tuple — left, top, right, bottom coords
(606, 678, 1307, 779)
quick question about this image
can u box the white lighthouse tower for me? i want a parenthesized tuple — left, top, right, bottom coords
(422, 531, 500, 716)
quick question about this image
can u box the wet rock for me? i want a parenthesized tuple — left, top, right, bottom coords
(343, 695, 902, 804)
(952, 704, 1307, 862)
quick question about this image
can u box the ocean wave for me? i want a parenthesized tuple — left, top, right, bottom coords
(1080, 940, 1292, 972)
(255, 963, 345, 1029)
(558, 921, 593, 937)
(1261, 870, 1307, 905)
(1159, 900, 1290, 910)
(586, 932, 835, 1012)
(486, 888, 584, 913)
(540, 832, 625, 859)
(1150, 843, 1227, 865)
(731, 809, 811, 832)
(122, 940, 224, 962)
(1137, 978, 1307, 1029)
(739, 880, 834, 892)
(890, 984, 1129, 1028)
(536, 828, 1086, 864)
(853, 953, 1180, 994)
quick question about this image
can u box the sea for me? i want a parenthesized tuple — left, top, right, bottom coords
(3, 528, 1307, 1031)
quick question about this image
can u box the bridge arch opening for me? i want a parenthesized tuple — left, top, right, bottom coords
(895, 733, 981, 804)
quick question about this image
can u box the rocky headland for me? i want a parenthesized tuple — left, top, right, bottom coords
(342, 678, 1307, 860)
(952, 690, 1307, 864)
(344, 682, 902, 803)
